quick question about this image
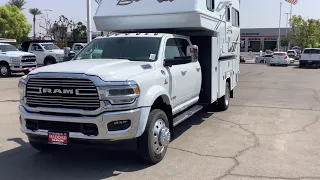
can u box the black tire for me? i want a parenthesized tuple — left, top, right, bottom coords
(29, 140, 59, 152)
(0, 63, 11, 77)
(24, 70, 30, 75)
(137, 109, 170, 165)
(217, 81, 230, 111)
(44, 58, 56, 66)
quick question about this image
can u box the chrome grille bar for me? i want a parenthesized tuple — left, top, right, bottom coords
(26, 77, 100, 111)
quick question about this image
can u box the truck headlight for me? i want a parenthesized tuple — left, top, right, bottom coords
(18, 76, 27, 100)
(10, 57, 20, 65)
(56, 54, 64, 61)
(98, 83, 140, 105)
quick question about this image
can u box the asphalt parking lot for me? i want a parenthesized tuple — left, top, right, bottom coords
(1, 64, 320, 180)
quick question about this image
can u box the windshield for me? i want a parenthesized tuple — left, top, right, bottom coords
(303, 49, 320, 54)
(41, 43, 60, 50)
(0, 45, 18, 52)
(287, 50, 295, 53)
(74, 37, 161, 61)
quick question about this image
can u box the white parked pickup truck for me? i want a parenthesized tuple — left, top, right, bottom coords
(299, 48, 320, 68)
(20, 40, 65, 66)
(0, 43, 37, 77)
(18, 0, 240, 164)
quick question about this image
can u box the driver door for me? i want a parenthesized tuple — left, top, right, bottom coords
(163, 38, 190, 109)
(30, 44, 44, 65)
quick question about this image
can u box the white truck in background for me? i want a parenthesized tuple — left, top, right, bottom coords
(20, 40, 65, 66)
(18, 0, 240, 164)
(0, 43, 37, 77)
(299, 48, 320, 68)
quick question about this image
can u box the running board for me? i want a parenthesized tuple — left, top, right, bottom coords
(173, 105, 203, 127)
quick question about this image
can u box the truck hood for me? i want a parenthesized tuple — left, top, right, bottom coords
(30, 59, 155, 81)
(1, 51, 35, 57)
(45, 49, 64, 55)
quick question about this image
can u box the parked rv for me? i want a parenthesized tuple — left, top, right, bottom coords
(18, 0, 240, 164)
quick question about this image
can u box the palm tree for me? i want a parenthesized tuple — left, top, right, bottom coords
(29, 8, 42, 39)
(7, 0, 26, 10)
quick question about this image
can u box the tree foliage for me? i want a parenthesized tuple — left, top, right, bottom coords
(280, 37, 289, 48)
(72, 22, 87, 41)
(0, 5, 31, 43)
(7, 0, 26, 10)
(289, 15, 320, 49)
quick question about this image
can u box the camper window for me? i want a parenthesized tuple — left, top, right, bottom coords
(232, 8, 240, 27)
(226, 7, 231, 22)
(207, 0, 215, 11)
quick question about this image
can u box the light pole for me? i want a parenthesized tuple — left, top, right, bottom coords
(277, 2, 282, 51)
(284, 12, 290, 51)
(87, 0, 92, 43)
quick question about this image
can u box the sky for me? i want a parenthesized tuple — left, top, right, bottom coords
(1, 0, 320, 35)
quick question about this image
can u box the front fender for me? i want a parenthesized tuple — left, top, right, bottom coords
(138, 85, 171, 107)
(135, 85, 171, 137)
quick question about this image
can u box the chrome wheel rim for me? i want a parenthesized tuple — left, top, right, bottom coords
(152, 119, 170, 154)
(0, 66, 8, 76)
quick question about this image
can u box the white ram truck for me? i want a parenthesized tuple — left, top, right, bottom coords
(0, 43, 37, 77)
(20, 41, 65, 66)
(18, 0, 240, 164)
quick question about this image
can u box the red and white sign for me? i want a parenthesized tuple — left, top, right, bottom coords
(285, 0, 298, 5)
(48, 132, 68, 145)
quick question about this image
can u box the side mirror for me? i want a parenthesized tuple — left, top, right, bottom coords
(187, 45, 199, 62)
(164, 57, 192, 67)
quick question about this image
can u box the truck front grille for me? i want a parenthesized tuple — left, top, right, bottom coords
(26, 78, 100, 111)
(21, 56, 36, 63)
(26, 119, 99, 136)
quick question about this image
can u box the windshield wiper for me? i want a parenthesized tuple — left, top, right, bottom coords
(109, 57, 133, 60)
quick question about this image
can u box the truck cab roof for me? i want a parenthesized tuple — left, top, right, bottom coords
(103, 33, 186, 38)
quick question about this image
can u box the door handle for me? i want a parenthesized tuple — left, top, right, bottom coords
(181, 71, 187, 75)
(196, 67, 201, 72)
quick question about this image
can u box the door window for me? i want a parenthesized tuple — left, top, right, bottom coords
(175, 38, 191, 57)
(31, 44, 42, 51)
(165, 39, 181, 59)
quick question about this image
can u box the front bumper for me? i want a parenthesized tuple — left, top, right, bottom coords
(270, 60, 288, 65)
(300, 60, 320, 67)
(10, 63, 37, 72)
(19, 105, 151, 141)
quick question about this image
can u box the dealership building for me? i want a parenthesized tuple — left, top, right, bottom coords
(240, 28, 291, 52)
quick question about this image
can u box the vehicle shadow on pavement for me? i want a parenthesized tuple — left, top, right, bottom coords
(0, 138, 147, 180)
(0, 111, 212, 180)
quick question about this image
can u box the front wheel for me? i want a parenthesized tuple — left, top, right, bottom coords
(137, 109, 171, 165)
(0, 64, 11, 77)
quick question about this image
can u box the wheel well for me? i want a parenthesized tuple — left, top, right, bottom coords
(44, 56, 56, 64)
(0, 61, 9, 66)
(226, 77, 233, 98)
(151, 95, 173, 135)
